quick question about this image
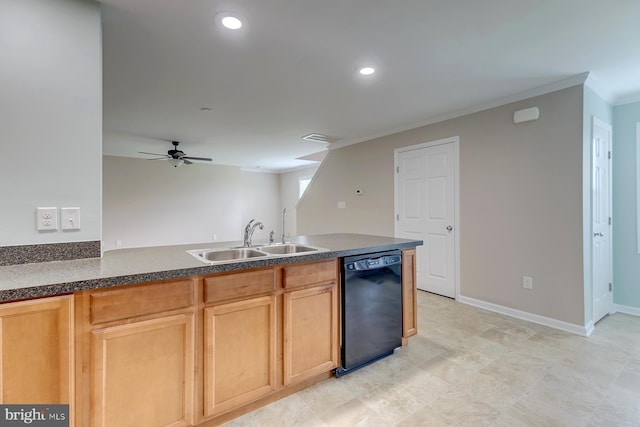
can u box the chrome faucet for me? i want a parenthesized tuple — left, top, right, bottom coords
(269, 230, 275, 245)
(281, 208, 287, 244)
(243, 219, 264, 247)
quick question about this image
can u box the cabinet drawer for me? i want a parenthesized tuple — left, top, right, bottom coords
(283, 259, 337, 290)
(204, 269, 276, 304)
(90, 279, 194, 324)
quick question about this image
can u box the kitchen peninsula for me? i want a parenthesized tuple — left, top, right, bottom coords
(0, 233, 421, 426)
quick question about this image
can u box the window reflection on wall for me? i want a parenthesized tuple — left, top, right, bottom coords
(299, 177, 311, 199)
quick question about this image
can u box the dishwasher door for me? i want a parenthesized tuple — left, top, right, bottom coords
(337, 250, 402, 376)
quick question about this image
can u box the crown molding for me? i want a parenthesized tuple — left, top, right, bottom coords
(328, 72, 591, 151)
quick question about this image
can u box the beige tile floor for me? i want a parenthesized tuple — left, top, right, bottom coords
(223, 291, 640, 426)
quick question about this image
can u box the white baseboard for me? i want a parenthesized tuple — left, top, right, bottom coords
(458, 295, 592, 336)
(613, 304, 640, 317)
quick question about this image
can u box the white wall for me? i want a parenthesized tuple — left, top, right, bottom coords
(279, 165, 320, 237)
(299, 86, 586, 326)
(241, 170, 282, 244)
(0, 0, 102, 246)
(103, 156, 281, 250)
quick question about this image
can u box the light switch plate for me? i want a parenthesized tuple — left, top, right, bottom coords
(37, 207, 58, 231)
(61, 207, 80, 230)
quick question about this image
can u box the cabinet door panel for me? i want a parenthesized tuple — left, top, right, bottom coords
(204, 269, 275, 304)
(90, 314, 194, 427)
(283, 260, 337, 289)
(204, 296, 276, 418)
(90, 279, 194, 325)
(0, 296, 73, 406)
(283, 284, 338, 385)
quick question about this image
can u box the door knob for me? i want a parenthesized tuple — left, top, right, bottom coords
(446, 225, 453, 232)
(593, 232, 604, 237)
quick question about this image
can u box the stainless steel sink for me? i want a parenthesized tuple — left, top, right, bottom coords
(188, 248, 269, 264)
(187, 243, 328, 264)
(257, 243, 320, 255)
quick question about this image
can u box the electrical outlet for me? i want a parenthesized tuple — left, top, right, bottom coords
(37, 207, 58, 231)
(523, 276, 533, 289)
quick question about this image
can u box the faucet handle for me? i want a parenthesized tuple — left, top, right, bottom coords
(269, 230, 275, 244)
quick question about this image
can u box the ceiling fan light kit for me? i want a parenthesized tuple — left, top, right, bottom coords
(168, 158, 184, 168)
(138, 141, 212, 168)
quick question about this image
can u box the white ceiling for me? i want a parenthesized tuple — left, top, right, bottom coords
(100, 0, 640, 172)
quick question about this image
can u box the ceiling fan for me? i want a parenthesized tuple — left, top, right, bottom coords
(138, 141, 212, 167)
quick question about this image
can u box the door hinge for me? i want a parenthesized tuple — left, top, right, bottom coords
(609, 282, 612, 292)
(396, 166, 399, 173)
(609, 217, 612, 226)
(608, 151, 611, 159)
(396, 214, 399, 221)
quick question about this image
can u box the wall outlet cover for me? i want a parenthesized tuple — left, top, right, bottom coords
(37, 207, 58, 231)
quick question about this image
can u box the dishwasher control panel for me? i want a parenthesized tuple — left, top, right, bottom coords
(345, 255, 401, 271)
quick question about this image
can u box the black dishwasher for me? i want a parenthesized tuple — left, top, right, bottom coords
(336, 250, 402, 377)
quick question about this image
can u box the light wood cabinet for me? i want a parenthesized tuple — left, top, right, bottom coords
(201, 260, 338, 421)
(282, 260, 339, 386)
(402, 248, 418, 341)
(90, 314, 194, 427)
(76, 279, 196, 427)
(283, 283, 338, 386)
(202, 269, 277, 420)
(0, 295, 73, 408)
(203, 295, 276, 417)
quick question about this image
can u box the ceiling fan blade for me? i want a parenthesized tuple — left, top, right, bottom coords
(183, 159, 193, 165)
(182, 156, 212, 162)
(145, 157, 169, 160)
(138, 151, 169, 157)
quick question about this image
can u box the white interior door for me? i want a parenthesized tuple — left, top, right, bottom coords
(592, 117, 612, 323)
(396, 140, 456, 298)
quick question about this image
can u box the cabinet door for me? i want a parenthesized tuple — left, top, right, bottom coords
(283, 283, 338, 386)
(0, 296, 73, 406)
(90, 314, 194, 427)
(204, 295, 276, 418)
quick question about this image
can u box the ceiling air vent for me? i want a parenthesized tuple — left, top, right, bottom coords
(301, 133, 341, 143)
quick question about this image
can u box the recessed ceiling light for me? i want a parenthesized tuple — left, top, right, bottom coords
(221, 15, 242, 30)
(358, 66, 376, 76)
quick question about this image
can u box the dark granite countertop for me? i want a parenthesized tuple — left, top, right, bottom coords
(0, 234, 422, 303)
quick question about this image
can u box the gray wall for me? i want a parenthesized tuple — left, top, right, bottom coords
(279, 166, 320, 237)
(103, 156, 281, 250)
(0, 0, 102, 246)
(299, 86, 586, 326)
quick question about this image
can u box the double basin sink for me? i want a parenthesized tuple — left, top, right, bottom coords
(187, 243, 328, 265)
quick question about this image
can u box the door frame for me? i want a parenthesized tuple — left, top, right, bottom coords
(394, 136, 461, 299)
(591, 117, 613, 323)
